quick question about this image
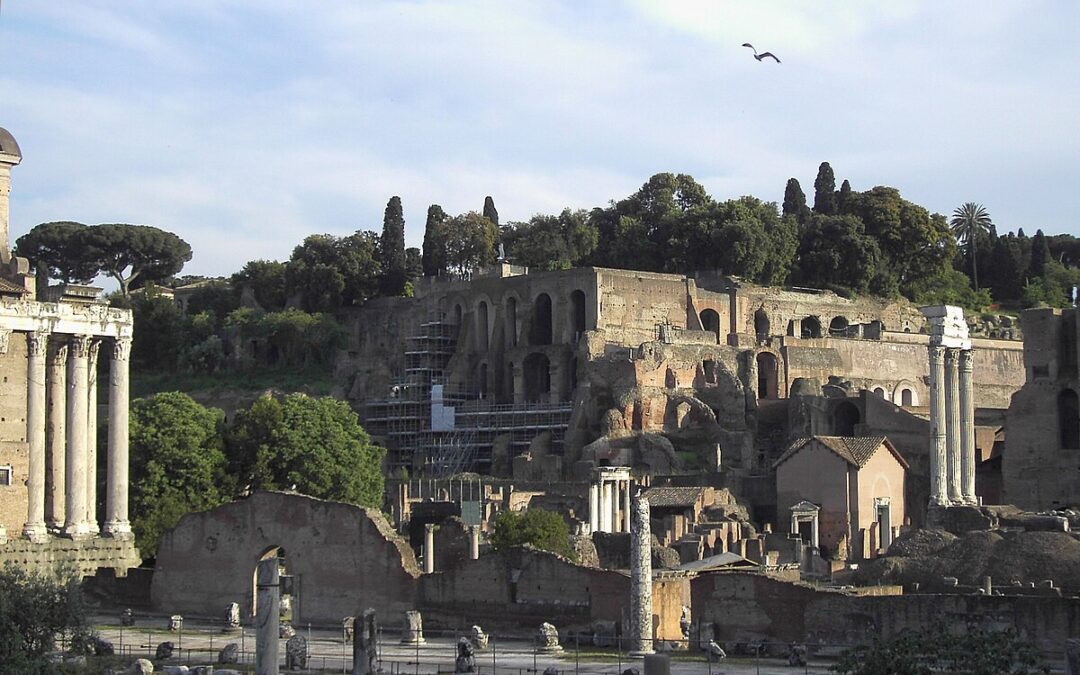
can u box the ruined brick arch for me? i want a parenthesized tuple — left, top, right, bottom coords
(801, 316, 822, 339)
(756, 350, 781, 399)
(502, 291, 523, 348)
(473, 293, 495, 352)
(754, 307, 770, 342)
(531, 292, 554, 346)
(523, 352, 551, 402)
(833, 400, 861, 436)
(569, 289, 587, 340)
(829, 316, 849, 337)
(700, 309, 721, 342)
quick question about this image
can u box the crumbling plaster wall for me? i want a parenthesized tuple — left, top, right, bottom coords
(151, 492, 420, 624)
(0, 331, 29, 534)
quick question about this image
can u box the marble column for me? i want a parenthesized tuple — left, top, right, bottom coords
(255, 557, 281, 675)
(63, 335, 91, 538)
(46, 338, 67, 531)
(423, 523, 435, 574)
(469, 525, 480, 560)
(623, 479, 632, 533)
(959, 349, 977, 504)
(104, 337, 132, 538)
(944, 349, 963, 504)
(628, 496, 654, 656)
(927, 345, 948, 507)
(611, 481, 622, 533)
(588, 484, 599, 533)
(22, 330, 48, 542)
(600, 481, 612, 533)
(85, 339, 100, 534)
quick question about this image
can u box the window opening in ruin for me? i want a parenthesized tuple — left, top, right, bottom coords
(0, 464, 11, 486)
(531, 293, 553, 345)
(1059, 389, 1080, 449)
(754, 308, 770, 343)
(1061, 315, 1078, 376)
(523, 352, 551, 402)
(833, 401, 860, 436)
(801, 316, 822, 339)
(570, 290, 587, 340)
(873, 387, 885, 397)
(703, 359, 717, 385)
(701, 309, 721, 342)
(252, 546, 293, 619)
(506, 296, 518, 347)
(756, 352, 779, 399)
(900, 388, 914, 407)
(829, 316, 849, 337)
(477, 301, 489, 352)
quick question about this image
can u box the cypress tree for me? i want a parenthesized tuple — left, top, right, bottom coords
(380, 196, 407, 294)
(483, 196, 499, 227)
(813, 162, 837, 215)
(838, 179, 853, 213)
(421, 204, 448, 277)
(1030, 229, 1051, 278)
(782, 178, 808, 225)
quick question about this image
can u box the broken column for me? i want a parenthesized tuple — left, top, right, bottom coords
(255, 557, 280, 675)
(400, 610, 425, 644)
(469, 525, 480, 560)
(628, 495, 654, 656)
(424, 524, 435, 574)
(352, 609, 378, 675)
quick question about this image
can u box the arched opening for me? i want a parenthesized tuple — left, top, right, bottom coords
(833, 401, 861, 436)
(506, 297, 518, 347)
(1060, 389, 1080, 449)
(754, 308, 770, 343)
(756, 352, 779, 399)
(900, 388, 914, 407)
(873, 387, 885, 397)
(531, 293, 553, 346)
(801, 316, 822, 339)
(478, 363, 488, 398)
(477, 301, 489, 351)
(829, 316, 849, 337)
(252, 546, 292, 621)
(570, 290, 587, 340)
(701, 309, 721, 342)
(523, 352, 551, 403)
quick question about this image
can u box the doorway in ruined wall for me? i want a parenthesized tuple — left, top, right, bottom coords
(531, 293, 553, 345)
(700, 309, 721, 343)
(505, 296, 518, 347)
(570, 290, 586, 343)
(801, 316, 822, 339)
(829, 316, 849, 338)
(756, 352, 779, 399)
(524, 352, 551, 402)
(833, 401, 861, 436)
(477, 301, 490, 352)
(252, 546, 296, 623)
(754, 308, 770, 343)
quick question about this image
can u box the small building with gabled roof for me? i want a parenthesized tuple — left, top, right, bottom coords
(774, 435, 907, 561)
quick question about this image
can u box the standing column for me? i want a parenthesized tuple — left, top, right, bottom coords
(255, 557, 281, 675)
(23, 331, 48, 542)
(600, 481, 612, 533)
(64, 335, 91, 538)
(611, 480, 622, 533)
(944, 348, 963, 504)
(104, 337, 132, 538)
(628, 496, 654, 656)
(959, 349, 977, 504)
(423, 524, 435, 574)
(46, 338, 67, 531)
(469, 525, 480, 560)
(85, 339, 100, 534)
(588, 483, 599, 533)
(927, 345, 948, 507)
(623, 478, 632, 533)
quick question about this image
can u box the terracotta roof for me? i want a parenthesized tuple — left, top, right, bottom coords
(642, 486, 706, 508)
(774, 435, 909, 470)
(0, 277, 28, 295)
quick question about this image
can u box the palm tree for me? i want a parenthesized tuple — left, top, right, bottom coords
(950, 202, 993, 291)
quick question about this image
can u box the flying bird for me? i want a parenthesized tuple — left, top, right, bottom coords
(742, 43, 780, 63)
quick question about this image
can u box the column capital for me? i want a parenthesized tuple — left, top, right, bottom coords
(68, 334, 92, 359)
(48, 339, 68, 365)
(112, 336, 132, 361)
(87, 338, 101, 365)
(944, 347, 958, 365)
(928, 344, 945, 365)
(959, 348, 974, 372)
(27, 330, 48, 357)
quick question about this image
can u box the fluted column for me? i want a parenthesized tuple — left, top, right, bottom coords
(85, 339, 100, 534)
(63, 335, 91, 538)
(959, 349, 977, 504)
(944, 348, 962, 504)
(623, 478, 632, 533)
(600, 481, 612, 533)
(928, 345, 948, 507)
(103, 337, 132, 538)
(46, 339, 67, 531)
(611, 480, 622, 533)
(22, 331, 48, 542)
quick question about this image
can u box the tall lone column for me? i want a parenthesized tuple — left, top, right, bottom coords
(628, 496, 654, 656)
(623, 479, 632, 533)
(927, 345, 948, 507)
(469, 525, 480, 560)
(85, 339, 100, 533)
(22, 331, 48, 542)
(944, 348, 963, 504)
(423, 524, 435, 574)
(63, 334, 91, 538)
(959, 349, 977, 504)
(255, 557, 280, 675)
(46, 339, 67, 531)
(104, 337, 132, 538)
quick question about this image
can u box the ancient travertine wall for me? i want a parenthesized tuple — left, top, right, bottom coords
(0, 331, 29, 534)
(151, 492, 421, 623)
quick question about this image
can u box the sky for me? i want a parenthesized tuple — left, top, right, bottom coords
(1, 1, 1078, 279)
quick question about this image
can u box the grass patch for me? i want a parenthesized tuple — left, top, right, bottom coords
(131, 367, 335, 399)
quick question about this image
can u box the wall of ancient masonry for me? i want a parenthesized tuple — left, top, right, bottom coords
(151, 492, 421, 624)
(0, 535, 140, 577)
(0, 332, 29, 535)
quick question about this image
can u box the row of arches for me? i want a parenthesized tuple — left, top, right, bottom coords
(473, 352, 578, 404)
(463, 290, 588, 353)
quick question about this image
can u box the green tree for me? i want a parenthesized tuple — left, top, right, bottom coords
(128, 284, 186, 372)
(232, 259, 288, 310)
(129, 392, 228, 556)
(837, 179, 853, 213)
(13, 221, 100, 283)
(444, 211, 498, 276)
(227, 394, 385, 507)
(950, 202, 994, 291)
(503, 209, 598, 270)
(705, 196, 794, 284)
(782, 178, 810, 225)
(489, 509, 575, 560)
(286, 232, 381, 311)
(404, 247, 423, 280)
(904, 268, 992, 312)
(813, 162, 837, 215)
(795, 214, 882, 295)
(1030, 229, 1051, 279)
(87, 223, 193, 297)
(422, 204, 449, 277)
(380, 196, 408, 296)
(0, 565, 91, 674)
(988, 234, 1027, 302)
(483, 195, 500, 227)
